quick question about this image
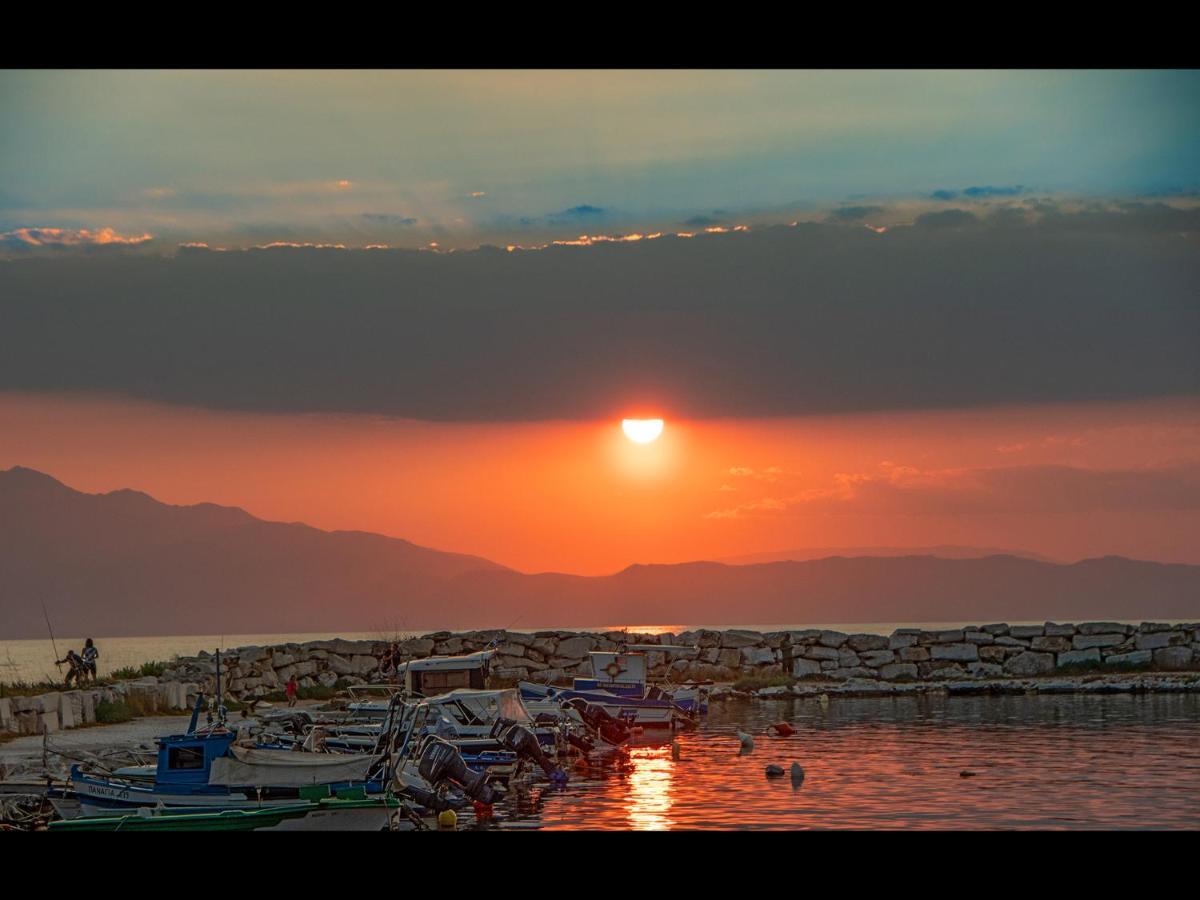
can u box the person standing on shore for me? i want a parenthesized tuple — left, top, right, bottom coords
(780, 633, 793, 678)
(82, 638, 99, 684)
(285, 674, 299, 707)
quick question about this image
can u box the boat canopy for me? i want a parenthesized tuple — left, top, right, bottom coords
(423, 688, 532, 725)
(208, 746, 376, 788)
(399, 650, 496, 673)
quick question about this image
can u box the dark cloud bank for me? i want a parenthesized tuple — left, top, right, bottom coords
(0, 211, 1196, 421)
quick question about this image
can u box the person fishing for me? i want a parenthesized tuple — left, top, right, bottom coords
(81, 638, 99, 684)
(56, 649, 85, 687)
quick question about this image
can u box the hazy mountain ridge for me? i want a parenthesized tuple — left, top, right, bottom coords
(2, 466, 1197, 638)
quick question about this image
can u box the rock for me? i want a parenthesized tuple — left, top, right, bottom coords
(791, 657, 822, 677)
(838, 648, 862, 667)
(272, 653, 297, 668)
(800, 645, 840, 661)
(756, 685, 790, 697)
(1010, 625, 1045, 639)
(927, 664, 967, 679)
(1106, 650, 1152, 666)
(1072, 634, 1126, 650)
(1153, 646, 1194, 671)
(399, 638, 435, 658)
(326, 654, 355, 676)
(980, 623, 1010, 635)
(350, 655, 379, 676)
(978, 646, 1007, 663)
(765, 765, 785, 778)
(720, 630, 764, 649)
(495, 642, 528, 659)
(994, 636, 1030, 647)
(888, 632, 919, 650)
(1135, 631, 1188, 651)
(899, 646, 930, 662)
(1057, 648, 1101, 667)
(1078, 622, 1132, 636)
(924, 629, 964, 644)
(1137, 621, 1173, 633)
(291, 661, 318, 678)
(790, 762, 805, 784)
(1044, 622, 1076, 636)
(931, 643, 979, 662)
(879, 662, 918, 681)
(1004, 651, 1056, 676)
(1031, 635, 1072, 653)
(817, 630, 848, 648)
(317, 671, 338, 688)
(830, 667, 876, 680)
(716, 648, 742, 669)
(555, 636, 594, 659)
(963, 631, 994, 644)
(298, 677, 316, 689)
(847, 633, 888, 652)
(858, 650, 895, 667)
(741, 647, 776, 666)
(967, 662, 1005, 678)
(494, 666, 530, 680)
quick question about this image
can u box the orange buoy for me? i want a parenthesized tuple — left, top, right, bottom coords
(771, 721, 796, 737)
(473, 800, 494, 821)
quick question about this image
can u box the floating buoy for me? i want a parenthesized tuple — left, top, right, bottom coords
(670, 740, 681, 760)
(736, 729, 755, 751)
(790, 762, 805, 784)
(765, 764, 785, 778)
(437, 808, 458, 830)
(771, 721, 796, 737)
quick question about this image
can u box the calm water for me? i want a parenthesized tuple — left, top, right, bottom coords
(4, 620, 1181, 685)
(481, 694, 1200, 830)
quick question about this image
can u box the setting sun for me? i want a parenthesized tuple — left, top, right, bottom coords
(622, 419, 664, 444)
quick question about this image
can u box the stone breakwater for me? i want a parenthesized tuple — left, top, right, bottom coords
(4, 621, 1199, 736)
(0, 679, 198, 738)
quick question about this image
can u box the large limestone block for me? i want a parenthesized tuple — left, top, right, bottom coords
(1153, 646, 1194, 671)
(1078, 622, 1132, 636)
(791, 657, 822, 677)
(830, 667, 876, 680)
(326, 654, 355, 676)
(1135, 632, 1188, 651)
(931, 643, 979, 662)
(0, 697, 13, 731)
(1106, 649, 1152, 666)
(847, 634, 888, 652)
(1004, 651, 1055, 676)
(801, 645, 840, 661)
(963, 631, 994, 645)
(817, 631, 848, 648)
(720, 630, 764, 649)
(967, 662, 1004, 678)
(350, 655, 378, 676)
(272, 653, 297, 669)
(888, 632, 919, 650)
(838, 648, 862, 667)
(924, 629, 964, 644)
(494, 666, 529, 680)
(741, 647, 775, 666)
(1010, 625, 1045, 639)
(1044, 622, 1076, 636)
(37, 711, 59, 733)
(555, 636, 594, 660)
(317, 671, 338, 688)
(717, 648, 742, 669)
(859, 650, 896, 668)
(434, 638, 466, 656)
(900, 646, 930, 662)
(1031, 636, 1071, 653)
(399, 638, 435, 658)
(879, 662, 918, 681)
(980, 623, 1010, 635)
(927, 664, 967, 679)
(1073, 634, 1126, 650)
(1057, 648, 1101, 667)
(291, 661, 318, 678)
(978, 646, 1007, 663)
(994, 636, 1029, 647)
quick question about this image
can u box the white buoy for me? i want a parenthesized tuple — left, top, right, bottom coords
(671, 740, 681, 760)
(791, 762, 805, 784)
(736, 729, 755, 751)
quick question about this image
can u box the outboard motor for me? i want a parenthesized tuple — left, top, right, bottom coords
(565, 697, 632, 746)
(416, 735, 499, 805)
(492, 719, 568, 784)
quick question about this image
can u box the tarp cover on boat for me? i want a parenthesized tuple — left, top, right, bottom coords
(427, 688, 533, 724)
(208, 746, 376, 787)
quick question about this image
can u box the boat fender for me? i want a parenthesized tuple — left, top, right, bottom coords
(771, 721, 796, 737)
(438, 809, 458, 830)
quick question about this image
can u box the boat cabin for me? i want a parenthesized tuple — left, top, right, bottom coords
(154, 730, 238, 789)
(398, 650, 495, 697)
(574, 651, 649, 698)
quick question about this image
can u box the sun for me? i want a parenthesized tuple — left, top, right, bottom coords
(622, 418, 664, 444)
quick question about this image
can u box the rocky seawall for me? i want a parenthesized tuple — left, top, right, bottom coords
(4, 620, 1199, 737)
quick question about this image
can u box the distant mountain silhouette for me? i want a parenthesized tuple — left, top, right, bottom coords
(2, 466, 1197, 637)
(717, 545, 1058, 565)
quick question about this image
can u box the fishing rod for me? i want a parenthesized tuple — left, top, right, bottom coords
(41, 601, 62, 674)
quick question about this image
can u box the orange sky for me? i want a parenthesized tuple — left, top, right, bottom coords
(1, 391, 1198, 574)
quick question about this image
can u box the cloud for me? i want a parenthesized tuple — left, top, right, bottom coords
(826, 205, 885, 222)
(914, 209, 979, 228)
(0, 209, 1196, 421)
(0, 226, 153, 251)
(930, 190, 958, 201)
(706, 462, 1200, 519)
(963, 185, 1025, 198)
(361, 214, 418, 226)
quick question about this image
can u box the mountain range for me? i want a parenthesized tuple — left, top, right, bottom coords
(2, 466, 1197, 638)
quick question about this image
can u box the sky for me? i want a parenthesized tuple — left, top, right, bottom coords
(1, 69, 1198, 573)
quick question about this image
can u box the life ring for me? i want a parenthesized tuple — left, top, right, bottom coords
(603, 660, 625, 680)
